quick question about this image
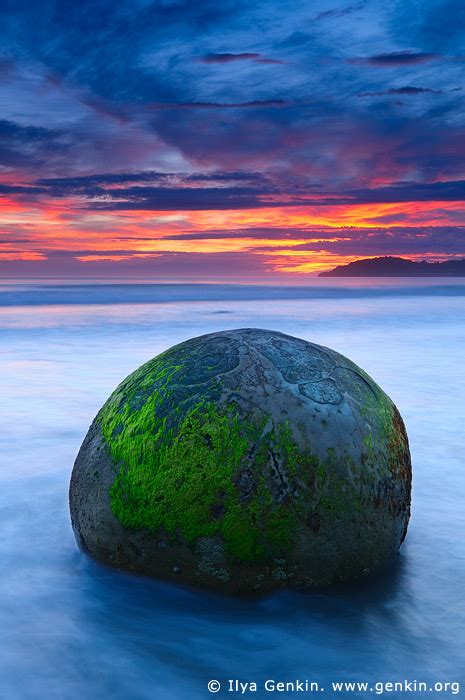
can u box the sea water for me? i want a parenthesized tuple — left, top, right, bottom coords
(0, 280, 464, 699)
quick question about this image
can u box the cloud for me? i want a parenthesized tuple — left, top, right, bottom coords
(135, 225, 465, 258)
(3, 225, 465, 280)
(199, 52, 284, 64)
(0, 57, 15, 78)
(359, 86, 442, 97)
(315, 2, 365, 21)
(86, 186, 275, 211)
(200, 52, 260, 63)
(390, 0, 465, 54)
(348, 51, 441, 66)
(32, 170, 269, 193)
(258, 226, 465, 256)
(148, 99, 289, 109)
(157, 227, 317, 240)
(0, 250, 270, 278)
(0, 0, 464, 277)
(0, 119, 58, 142)
(0, 119, 69, 169)
(0, 237, 32, 244)
(4, 169, 465, 211)
(254, 57, 286, 65)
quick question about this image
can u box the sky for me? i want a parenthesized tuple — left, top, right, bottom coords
(1, 0, 465, 277)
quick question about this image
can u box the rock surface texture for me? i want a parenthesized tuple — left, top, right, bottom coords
(70, 328, 411, 594)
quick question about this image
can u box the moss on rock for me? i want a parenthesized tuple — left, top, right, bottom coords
(69, 328, 412, 594)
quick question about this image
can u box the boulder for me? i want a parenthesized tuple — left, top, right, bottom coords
(69, 328, 411, 594)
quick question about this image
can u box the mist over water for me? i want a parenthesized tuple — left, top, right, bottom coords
(1, 280, 464, 699)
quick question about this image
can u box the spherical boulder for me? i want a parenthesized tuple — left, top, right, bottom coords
(70, 328, 411, 594)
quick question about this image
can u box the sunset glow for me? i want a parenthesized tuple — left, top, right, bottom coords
(1, 1, 464, 277)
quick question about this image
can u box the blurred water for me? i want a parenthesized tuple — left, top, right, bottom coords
(0, 280, 464, 699)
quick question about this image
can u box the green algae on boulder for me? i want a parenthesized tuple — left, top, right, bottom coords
(69, 328, 411, 594)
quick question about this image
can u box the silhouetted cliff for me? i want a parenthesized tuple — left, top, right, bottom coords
(319, 256, 465, 277)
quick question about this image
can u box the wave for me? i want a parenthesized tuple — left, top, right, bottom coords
(1, 280, 465, 306)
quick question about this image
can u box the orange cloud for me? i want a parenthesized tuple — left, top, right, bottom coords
(1, 190, 465, 275)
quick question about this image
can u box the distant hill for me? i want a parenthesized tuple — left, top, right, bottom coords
(319, 256, 465, 277)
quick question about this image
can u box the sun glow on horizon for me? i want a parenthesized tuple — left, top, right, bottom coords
(1, 191, 465, 275)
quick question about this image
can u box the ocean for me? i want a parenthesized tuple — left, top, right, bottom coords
(1, 279, 464, 699)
